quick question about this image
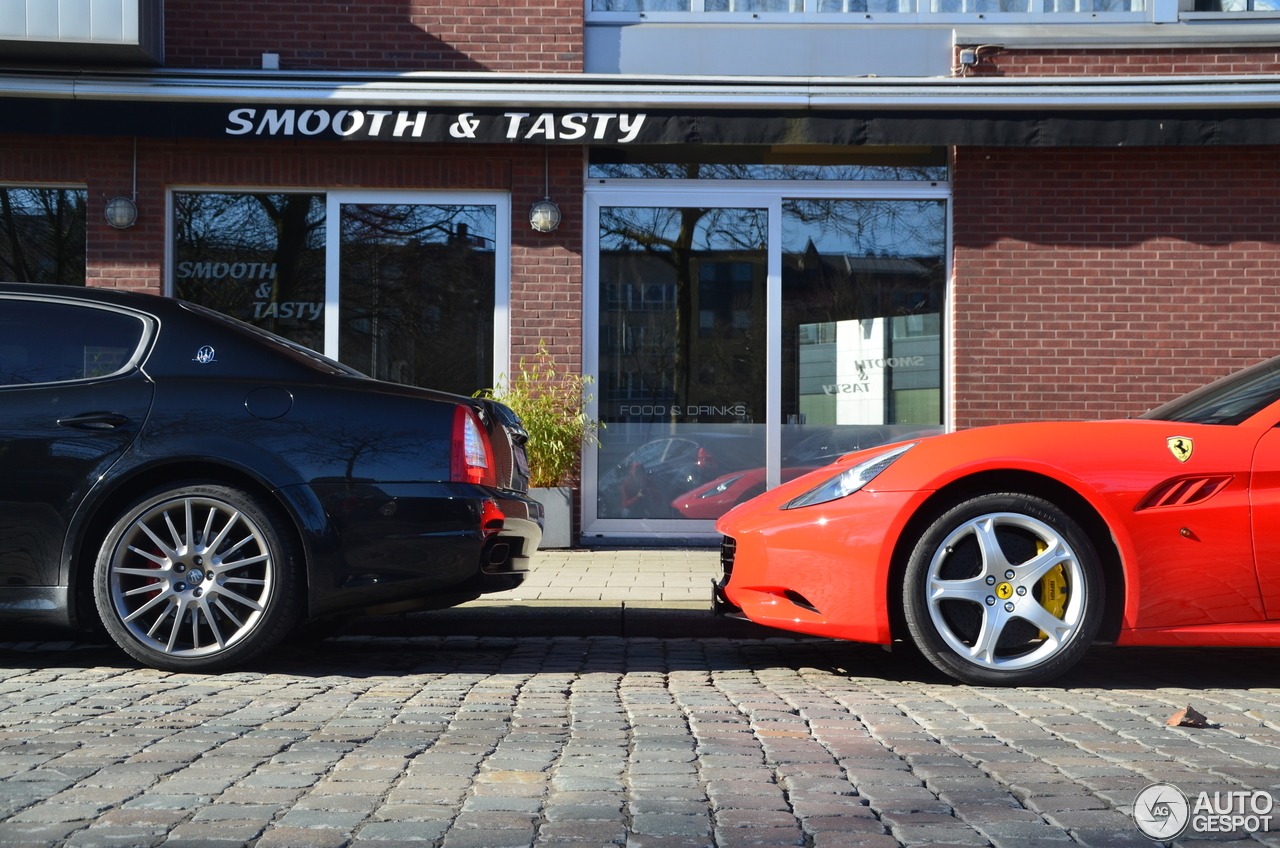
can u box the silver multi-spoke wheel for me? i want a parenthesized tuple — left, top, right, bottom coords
(926, 512, 1084, 671)
(904, 493, 1103, 686)
(95, 483, 299, 671)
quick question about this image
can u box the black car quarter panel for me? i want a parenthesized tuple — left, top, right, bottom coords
(302, 481, 488, 616)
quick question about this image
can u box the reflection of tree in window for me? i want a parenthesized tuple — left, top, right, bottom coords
(0, 189, 87, 286)
(599, 205, 767, 423)
(781, 199, 946, 427)
(588, 160, 947, 182)
(173, 193, 325, 351)
(338, 204, 495, 396)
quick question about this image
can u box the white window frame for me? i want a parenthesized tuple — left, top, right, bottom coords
(166, 187, 512, 391)
(582, 178, 952, 541)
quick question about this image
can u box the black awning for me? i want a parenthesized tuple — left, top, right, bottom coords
(3, 97, 1277, 146)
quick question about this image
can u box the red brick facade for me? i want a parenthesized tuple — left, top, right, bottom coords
(0, 134, 584, 375)
(952, 145, 1280, 428)
(164, 0, 583, 72)
(958, 45, 1280, 77)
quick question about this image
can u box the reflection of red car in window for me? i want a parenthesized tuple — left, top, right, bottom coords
(670, 426, 945, 520)
(671, 467, 815, 519)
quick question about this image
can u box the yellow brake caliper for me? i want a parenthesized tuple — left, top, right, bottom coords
(1034, 539, 1068, 639)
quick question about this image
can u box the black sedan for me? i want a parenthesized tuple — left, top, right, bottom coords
(0, 283, 542, 671)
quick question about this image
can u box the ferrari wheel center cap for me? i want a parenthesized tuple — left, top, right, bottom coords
(995, 582, 1014, 600)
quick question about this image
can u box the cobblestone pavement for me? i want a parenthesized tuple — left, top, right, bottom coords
(0, 637, 1279, 848)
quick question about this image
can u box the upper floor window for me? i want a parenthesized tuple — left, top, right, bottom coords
(1193, 0, 1279, 8)
(0, 188, 87, 287)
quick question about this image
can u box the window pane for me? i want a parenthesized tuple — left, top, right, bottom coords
(0, 188, 87, 286)
(339, 204, 495, 396)
(592, 0, 689, 9)
(589, 146, 948, 181)
(782, 199, 946, 465)
(597, 206, 767, 521)
(705, 0, 800, 9)
(0, 300, 145, 386)
(174, 193, 326, 353)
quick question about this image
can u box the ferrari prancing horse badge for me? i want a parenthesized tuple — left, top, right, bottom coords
(1167, 437, 1194, 463)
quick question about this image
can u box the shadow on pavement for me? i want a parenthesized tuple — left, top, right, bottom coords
(0, 621, 1277, 692)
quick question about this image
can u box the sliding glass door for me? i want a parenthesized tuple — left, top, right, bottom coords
(584, 185, 948, 538)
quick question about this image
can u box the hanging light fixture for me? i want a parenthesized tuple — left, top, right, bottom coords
(105, 138, 139, 230)
(529, 146, 561, 233)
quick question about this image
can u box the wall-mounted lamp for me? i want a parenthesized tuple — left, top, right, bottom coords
(105, 137, 139, 229)
(529, 146, 561, 232)
(529, 199, 561, 233)
(104, 196, 138, 229)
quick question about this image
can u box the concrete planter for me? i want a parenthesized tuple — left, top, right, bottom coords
(529, 486, 572, 549)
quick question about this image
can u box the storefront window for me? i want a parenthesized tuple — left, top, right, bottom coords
(782, 198, 946, 465)
(338, 204, 495, 396)
(589, 146, 948, 182)
(0, 188, 87, 286)
(597, 206, 767, 520)
(173, 193, 326, 352)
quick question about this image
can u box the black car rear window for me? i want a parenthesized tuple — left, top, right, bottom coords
(0, 299, 147, 386)
(1141, 355, 1280, 425)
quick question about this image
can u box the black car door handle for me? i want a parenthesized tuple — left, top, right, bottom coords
(57, 412, 131, 431)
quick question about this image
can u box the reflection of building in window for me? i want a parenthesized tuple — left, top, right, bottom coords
(786, 251, 943, 428)
(599, 247, 766, 422)
(339, 204, 496, 396)
(0, 188, 87, 287)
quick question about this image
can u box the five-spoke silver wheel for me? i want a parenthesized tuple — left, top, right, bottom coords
(903, 493, 1103, 685)
(95, 483, 300, 671)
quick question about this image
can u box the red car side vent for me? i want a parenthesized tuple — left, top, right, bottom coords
(1136, 475, 1233, 511)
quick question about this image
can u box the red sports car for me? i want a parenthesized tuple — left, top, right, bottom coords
(715, 354, 1280, 685)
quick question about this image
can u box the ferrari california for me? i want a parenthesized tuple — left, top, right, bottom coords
(715, 356, 1280, 685)
(0, 283, 541, 672)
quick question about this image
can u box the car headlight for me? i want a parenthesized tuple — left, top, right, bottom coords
(699, 473, 745, 498)
(782, 443, 916, 509)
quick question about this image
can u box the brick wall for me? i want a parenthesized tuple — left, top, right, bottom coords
(164, 0, 583, 72)
(952, 145, 1280, 428)
(0, 134, 584, 376)
(956, 46, 1280, 76)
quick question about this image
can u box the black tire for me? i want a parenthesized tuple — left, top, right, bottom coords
(93, 482, 302, 672)
(902, 492, 1103, 686)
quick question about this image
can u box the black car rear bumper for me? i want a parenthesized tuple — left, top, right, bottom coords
(292, 481, 543, 617)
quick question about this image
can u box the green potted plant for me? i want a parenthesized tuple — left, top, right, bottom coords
(477, 342, 600, 548)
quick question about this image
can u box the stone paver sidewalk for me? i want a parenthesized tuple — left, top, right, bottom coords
(485, 548, 721, 604)
(0, 636, 1278, 848)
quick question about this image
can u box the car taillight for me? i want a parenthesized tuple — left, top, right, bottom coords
(452, 406, 497, 486)
(696, 447, 715, 468)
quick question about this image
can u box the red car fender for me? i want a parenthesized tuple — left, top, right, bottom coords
(870, 452, 1142, 632)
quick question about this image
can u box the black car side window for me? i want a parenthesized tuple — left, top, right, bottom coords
(0, 299, 147, 387)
